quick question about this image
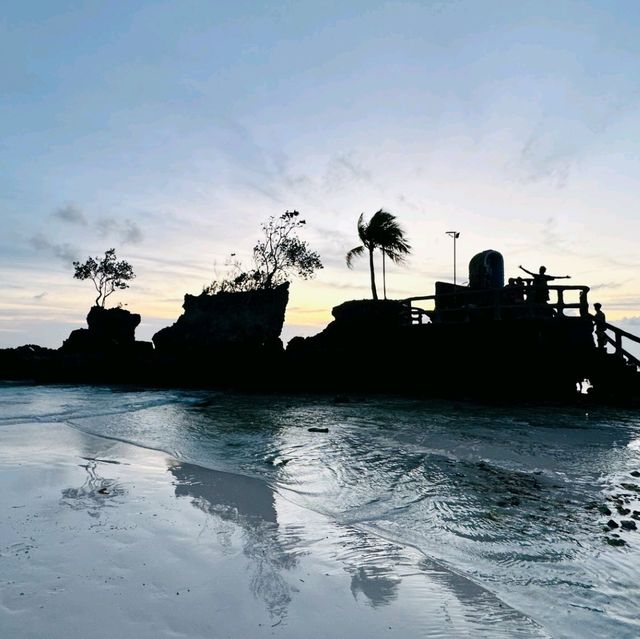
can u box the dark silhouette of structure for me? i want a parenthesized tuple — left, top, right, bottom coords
(1, 248, 639, 403)
(289, 251, 640, 402)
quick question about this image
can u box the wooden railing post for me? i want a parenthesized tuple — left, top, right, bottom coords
(556, 289, 565, 316)
(579, 290, 588, 317)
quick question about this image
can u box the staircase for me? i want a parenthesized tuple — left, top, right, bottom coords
(588, 321, 640, 400)
(601, 322, 640, 370)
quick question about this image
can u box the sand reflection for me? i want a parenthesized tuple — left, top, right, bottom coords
(61, 458, 126, 517)
(169, 462, 302, 622)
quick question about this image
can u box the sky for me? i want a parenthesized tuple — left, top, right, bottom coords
(2, 0, 640, 348)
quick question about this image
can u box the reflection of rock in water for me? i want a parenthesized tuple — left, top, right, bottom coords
(61, 460, 125, 518)
(171, 462, 277, 524)
(350, 565, 401, 608)
(170, 462, 302, 622)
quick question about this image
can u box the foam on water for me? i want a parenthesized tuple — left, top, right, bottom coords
(2, 382, 639, 638)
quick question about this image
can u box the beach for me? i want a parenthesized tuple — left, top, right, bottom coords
(1, 384, 639, 638)
(0, 420, 547, 639)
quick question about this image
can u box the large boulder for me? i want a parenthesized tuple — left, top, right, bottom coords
(330, 299, 407, 327)
(86, 306, 140, 344)
(152, 283, 289, 355)
(61, 306, 141, 353)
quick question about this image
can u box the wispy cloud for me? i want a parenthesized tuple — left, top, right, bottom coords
(323, 153, 373, 192)
(620, 316, 640, 326)
(97, 217, 144, 245)
(33, 291, 47, 301)
(29, 233, 79, 265)
(52, 203, 87, 226)
(589, 281, 626, 291)
(514, 125, 575, 188)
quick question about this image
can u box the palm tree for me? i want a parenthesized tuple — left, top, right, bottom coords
(346, 209, 411, 300)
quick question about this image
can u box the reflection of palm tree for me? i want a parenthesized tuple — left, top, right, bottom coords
(345, 209, 411, 300)
(170, 462, 300, 622)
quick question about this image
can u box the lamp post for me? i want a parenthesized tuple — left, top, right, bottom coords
(445, 231, 460, 286)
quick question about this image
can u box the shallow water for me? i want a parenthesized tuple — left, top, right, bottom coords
(1, 383, 639, 638)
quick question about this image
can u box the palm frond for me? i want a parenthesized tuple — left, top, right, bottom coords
(384, 246, 410, 265)
(346, 245, 365, 268)
(366, 210, 411, 261)
(356, 213, 369, 245)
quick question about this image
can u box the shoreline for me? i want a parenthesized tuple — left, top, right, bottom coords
(0, 419, 547, 638)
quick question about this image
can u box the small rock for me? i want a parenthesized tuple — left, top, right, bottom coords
(598, 505, 612, 516)
(606, 519, 619, 529)
(308, 427, 329, 433)
(617, 505, 631, 516)
(98, 488, 109, 495)
(621, 520, 637, 531)
(630, 471, 640, 477)
(631, 511, 640, 520)
(605, 537, 626, 547)
(621, 483, 640, 493)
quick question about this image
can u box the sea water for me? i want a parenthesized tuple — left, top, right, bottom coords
(1, 382, 639, 638)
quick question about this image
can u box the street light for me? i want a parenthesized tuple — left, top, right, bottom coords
(445, 231, 460, 286)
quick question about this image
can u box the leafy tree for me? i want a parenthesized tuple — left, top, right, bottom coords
(205, 211, 323, 293)
(346, 209, 411, 300)
(73, 248, 135, 307)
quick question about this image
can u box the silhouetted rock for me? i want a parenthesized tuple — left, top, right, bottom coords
(330, 299, 407, 327)
(153, 283, 289, 355)
(0, 345, 57, 380)
(61, 306, 141, 353)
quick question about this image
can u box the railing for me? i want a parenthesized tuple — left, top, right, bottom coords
(601, 322, 640, 370)
(402, 284, 591, 325)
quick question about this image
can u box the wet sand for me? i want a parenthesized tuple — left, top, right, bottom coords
(0, 421, 546, 638)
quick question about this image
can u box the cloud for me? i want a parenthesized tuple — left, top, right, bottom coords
(514, 127, 575, 188)
(29, 233, 79, 265)
(589, 282, 625, 291)
(603, 296, 640, 310)
(323, 153, 373, 192)
(121, 219, 143, 244)
(33, 292, 47, 301)
(52, 203, 87, 226)
(97, 217, 144, 245)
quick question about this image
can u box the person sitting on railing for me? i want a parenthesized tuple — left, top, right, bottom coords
(518, 265, 571, 304)
(593, 302, 606, 350)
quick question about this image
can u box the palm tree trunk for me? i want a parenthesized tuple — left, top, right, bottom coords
(382, 250, 387, 299)
(369, 247, 378, 300)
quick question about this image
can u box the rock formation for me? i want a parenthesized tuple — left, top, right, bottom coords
(153, 283, 289, 355)
(61, 306, 145, 353)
